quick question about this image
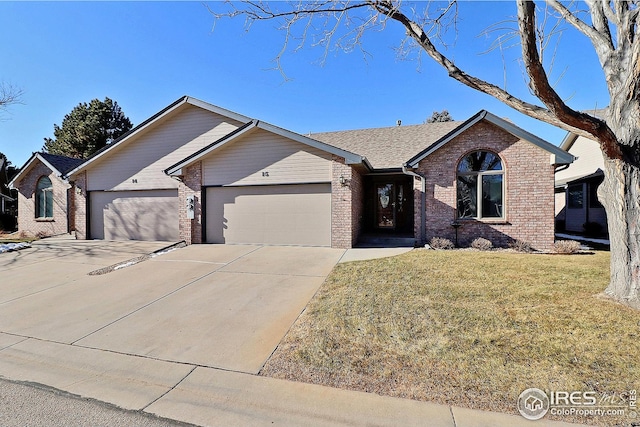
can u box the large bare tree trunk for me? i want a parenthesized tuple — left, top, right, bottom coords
(600, 159, 640, 309)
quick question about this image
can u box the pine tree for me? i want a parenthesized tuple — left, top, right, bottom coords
(43, 98, 133, 159)
(425, 110, 453, 123)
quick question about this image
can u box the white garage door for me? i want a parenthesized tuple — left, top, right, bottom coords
(205, 184, 331, 246)
(90, 190, 179, 241)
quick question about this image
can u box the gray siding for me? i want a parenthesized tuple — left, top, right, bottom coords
(87, 105, 243, 191)
(202, 129, 332, 186)
(556, 136, 605, 183)
(555, 191, 566, 218)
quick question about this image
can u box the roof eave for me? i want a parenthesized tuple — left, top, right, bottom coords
(66, 96, 192, 178)
(165, 120, 370, 176)
(406, 110, 575, 167)
(165, 120, 258, 176)
(257, 121, 366, 166)
(9, 153, 64, 189)
(406, 111, 488, 168)
(559, 132, 579, 151)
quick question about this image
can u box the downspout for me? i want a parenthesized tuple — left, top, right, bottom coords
(402, 165, 426, 245)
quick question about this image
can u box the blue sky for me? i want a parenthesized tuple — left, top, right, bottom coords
(0, 1, 609, 167)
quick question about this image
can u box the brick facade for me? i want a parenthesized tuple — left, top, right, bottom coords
(416, 121, 556, 251)
(72, 171, 87, 239)
(178, 161, 202, 244)
(15, 160, 71, 237)
(331, 156, 362, 248)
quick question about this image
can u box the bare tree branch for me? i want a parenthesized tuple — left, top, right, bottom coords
(211, 1, 624, 144)
(547, 0, 614, 65)
(0, 83, 23, 110)
(0, 83, 23, 120)
(585, 0, 615, 47)
(363, 1, 605, 139)
(516, 0, 621, 159)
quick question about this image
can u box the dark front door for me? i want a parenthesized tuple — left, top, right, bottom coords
(372, 179, 413, 233)
(375, 183, 395, 228)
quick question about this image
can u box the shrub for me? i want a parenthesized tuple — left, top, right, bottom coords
(509, 239, 533, 253)
(553, 240, 582, 254)
(430, 237, 454, 250)
(471, 237, 493, 251)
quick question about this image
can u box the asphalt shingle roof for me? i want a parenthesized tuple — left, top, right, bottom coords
(311, 121, 463, 169)
(40, 153, 85, 175)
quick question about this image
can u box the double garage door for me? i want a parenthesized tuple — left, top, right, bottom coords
(90, 184, 331, 246)
(90, 190, 179, 241)
(205, 184, 331, 246)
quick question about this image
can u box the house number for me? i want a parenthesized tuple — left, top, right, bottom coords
(262, 171, 269, 177)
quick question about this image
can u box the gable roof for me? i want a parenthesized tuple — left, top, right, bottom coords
(65, 96, 254, 178)
(40, 153, 84, 174)
(312, 120, 462, 170)
(8, 152, 83, 189)
(165, 119, 370, 176)
(405, 110, 574, 168)
(312, 111, 573, 169)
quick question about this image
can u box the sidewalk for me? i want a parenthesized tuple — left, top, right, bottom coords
(0, 334, 584, 427)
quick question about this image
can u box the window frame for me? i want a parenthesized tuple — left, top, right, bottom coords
(456, 150, 505, 220)
(35, 176, 54, 219)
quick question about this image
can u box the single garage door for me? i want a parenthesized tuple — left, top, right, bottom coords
(205, 184, 331, 246)
(90, 190, 179, 241)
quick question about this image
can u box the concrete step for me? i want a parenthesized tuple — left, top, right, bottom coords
(356, 235, 416, 248)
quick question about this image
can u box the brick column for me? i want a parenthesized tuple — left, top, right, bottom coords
(331, 156, 361, 248)
(178, 162, 202, 244)
(73, 171, 87, 240)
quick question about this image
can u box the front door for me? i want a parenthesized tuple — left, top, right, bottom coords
(373, 180, 412, 232)
(375, 183, 395, 229)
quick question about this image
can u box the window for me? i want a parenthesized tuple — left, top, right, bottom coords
(457, 150, 504, 219)
(567, 184, 584, 209)
(35, 176, 53, 218)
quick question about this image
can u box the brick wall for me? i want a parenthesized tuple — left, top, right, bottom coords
(72, 171, 87, 239)
(15, 160, 70, 237)
(331, 156, 362, 248)
(416, 121, 555, 251)
(178, 161, 202, 244)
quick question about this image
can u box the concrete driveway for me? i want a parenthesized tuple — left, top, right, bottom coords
(0, 238, 584, 426)
(0, 238, 343, 374)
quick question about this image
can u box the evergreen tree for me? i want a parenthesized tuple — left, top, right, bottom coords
(43, 98, 133, 159)
(425, 110, 453, 124)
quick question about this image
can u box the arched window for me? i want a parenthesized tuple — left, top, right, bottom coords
(456, 151, 504, 219)
(35, 176, 53, 218)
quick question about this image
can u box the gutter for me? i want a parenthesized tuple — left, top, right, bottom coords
(402, 165, 426, 245)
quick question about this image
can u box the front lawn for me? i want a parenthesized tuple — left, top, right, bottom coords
(261, 250, 639, 426)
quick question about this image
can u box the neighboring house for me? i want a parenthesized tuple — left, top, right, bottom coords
(9, 153, 84, 237)
(0, 156, 14, 214)
(0, 156, 17, 231)
(54, 96, 573, 251)
(555, 133, 608, 237)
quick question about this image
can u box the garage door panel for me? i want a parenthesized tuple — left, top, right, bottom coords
(206, 184, 331, 246)
(90, 190, 179, 241)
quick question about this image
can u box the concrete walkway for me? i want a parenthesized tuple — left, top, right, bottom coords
(0, 238, 586, 426)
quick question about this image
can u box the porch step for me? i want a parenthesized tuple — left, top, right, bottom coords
(356, 235, 416, 248)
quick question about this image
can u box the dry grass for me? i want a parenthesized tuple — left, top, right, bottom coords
(262, 250, 639, 426)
